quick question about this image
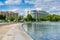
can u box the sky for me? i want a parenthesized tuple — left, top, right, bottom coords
(0, 0, 60, 15)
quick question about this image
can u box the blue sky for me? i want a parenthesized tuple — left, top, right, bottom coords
(0, 0, 60, 15)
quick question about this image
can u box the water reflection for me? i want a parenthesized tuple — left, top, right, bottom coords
(23, 22, 60, 40)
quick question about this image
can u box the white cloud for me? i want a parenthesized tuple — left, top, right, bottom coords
(7, 9, 21, 14)
(0, 2, 4, 5)
(25, 8, 30, 16)
(0, 9, 19, 13)
(46, 6, 60, 14)
(44, 0, 53, 2)
(25, 8, 42, 12)
(58, 12, 60, 15)
(9, 9, 19, 12)
(25, 0, 43, 4)
(5, 0, 21, 5)
(35, 8, 42, 10)
(25, 0, 36, 4)
(9, 8, 25, 15)
(25, 0, 46, 8)
(47, 7, 57, 12)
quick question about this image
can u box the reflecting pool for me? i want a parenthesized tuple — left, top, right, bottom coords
(22, 22, 60, 40)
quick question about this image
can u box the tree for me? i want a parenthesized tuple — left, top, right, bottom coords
(40, 17, 46, 21)
(7, 17, 15, 21)
(27, 14, 33, 21)
(24, 13, 60, 22)
(46, 14, 52, 21)
(24, 14, 34, 21)
(17, 17, 22, 21)
(0, 15, 6, 20)
(23, 18, 28, 21)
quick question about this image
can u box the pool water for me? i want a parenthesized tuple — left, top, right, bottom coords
(22, 22, 60, 40)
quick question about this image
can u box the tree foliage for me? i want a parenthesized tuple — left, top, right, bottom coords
(7, 17, 15, 21)
(40, 17, 46, 21)
(24, 14, 60, 22)
(39, 14, 60, 21)
(0, 15, 6, 20)
(24, 14, 35, 21)
(17, 17, 22, 21)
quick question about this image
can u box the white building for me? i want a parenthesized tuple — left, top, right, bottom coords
(27, 10, 49, 18)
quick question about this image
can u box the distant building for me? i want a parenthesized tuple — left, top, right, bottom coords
(27, 10, 49, 18)
(0, 11, 18, 18)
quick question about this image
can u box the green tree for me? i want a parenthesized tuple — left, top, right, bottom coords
(46, 14, 60, 21)
(7, 17, 15, 21)
(17, 17, 22, 21)
(40, 17, 46, 21)
(23, 18, 28, 21)
(36, 18, 40, 22)
(0, 15, 6, 20)
(27, 14, 33, 21)
(24, 14, 34, 21)
(46, 14, 53, 21)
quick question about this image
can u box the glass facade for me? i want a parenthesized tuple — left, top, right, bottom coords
(30, 10, 49, 18)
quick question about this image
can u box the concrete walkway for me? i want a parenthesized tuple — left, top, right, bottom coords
(0, 23, 33, 40)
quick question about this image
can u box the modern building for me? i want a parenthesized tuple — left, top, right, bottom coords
(0, 11, 18, 18)
(27, 10, 49, 18)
